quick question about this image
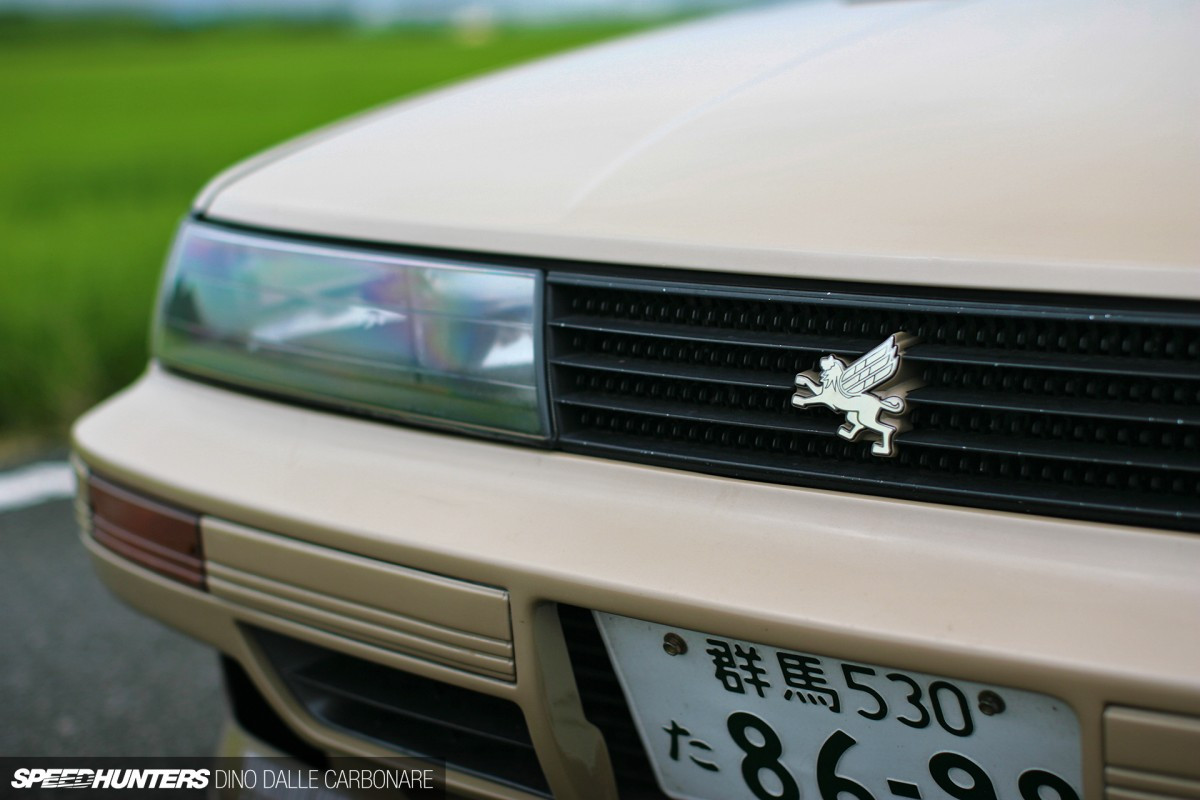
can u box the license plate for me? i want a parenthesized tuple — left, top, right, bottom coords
(595, 613, 1082, 800)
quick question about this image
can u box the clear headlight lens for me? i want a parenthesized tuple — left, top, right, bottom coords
(154, 222, 547, 438)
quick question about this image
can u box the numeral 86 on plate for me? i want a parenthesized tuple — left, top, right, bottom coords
(725, 713, 1080, 800)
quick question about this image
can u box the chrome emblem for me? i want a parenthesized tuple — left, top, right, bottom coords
(791, 333, 918, 457)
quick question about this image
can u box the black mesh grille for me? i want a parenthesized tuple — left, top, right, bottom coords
(548, 274, 1200, 531)
(251, 627, 550, 797)
(558, 605, 668, 800)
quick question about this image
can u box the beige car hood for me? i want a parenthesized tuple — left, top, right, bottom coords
(200, 0, 1200, 299)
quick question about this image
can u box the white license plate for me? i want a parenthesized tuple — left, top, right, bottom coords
(595, 613, 1082, 800)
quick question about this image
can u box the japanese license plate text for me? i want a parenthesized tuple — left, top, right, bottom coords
(595, 613, 1082, 800)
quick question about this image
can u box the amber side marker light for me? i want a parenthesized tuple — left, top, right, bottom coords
(88, 474, 205, 589)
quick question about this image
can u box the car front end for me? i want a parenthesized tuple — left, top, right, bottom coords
(73, 2, 1200, 798)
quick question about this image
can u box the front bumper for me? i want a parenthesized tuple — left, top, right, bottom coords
(74, 368, 1200, 799)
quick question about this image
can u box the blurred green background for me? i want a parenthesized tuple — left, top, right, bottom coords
(0, 16, 647, 450)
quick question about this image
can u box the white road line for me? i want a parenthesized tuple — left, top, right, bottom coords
(0, 461, 76, 513)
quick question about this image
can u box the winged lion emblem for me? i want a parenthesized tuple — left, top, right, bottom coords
(791, 333, 916, 457)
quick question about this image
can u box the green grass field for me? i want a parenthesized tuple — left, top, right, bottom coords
(0, 17, 645, 444)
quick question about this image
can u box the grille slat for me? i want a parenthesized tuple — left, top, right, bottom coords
(554, 317, 1200, 381)
(558, 392, 827, 435)
(551, 315, 877, 355)
(549, 274, 1200, 532)
(911, 389, 1200, 426)
(556, 353, 1200, 424)
(558, 391, 1200, 473)
(553, 352, 796, 390)
(911, 345, 1200, 381)
(560, 428, 1200, 527)
(905, 429, 1200, 473)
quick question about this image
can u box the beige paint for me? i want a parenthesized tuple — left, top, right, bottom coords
(200, 0, 1200, 299)
(84, 539, 564, 800)
(73, 3, 1200, 796)
(204, 518, 514, 678)
(74, 369, 1200, 799)
(1104, 769, 1200, 800)
(1105, 707, 1200, 783)
(204, 519, 510, 640)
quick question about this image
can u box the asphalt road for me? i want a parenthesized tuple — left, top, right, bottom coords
(0, 492, 224, 756)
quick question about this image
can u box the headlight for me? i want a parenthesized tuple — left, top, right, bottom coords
(153, 221, 548, 439)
